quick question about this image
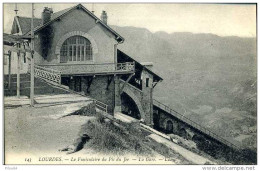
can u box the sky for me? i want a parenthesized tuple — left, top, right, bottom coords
(3, 3, 256, 37)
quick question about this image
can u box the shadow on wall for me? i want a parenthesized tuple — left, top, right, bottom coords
(121, 92, 141, 120)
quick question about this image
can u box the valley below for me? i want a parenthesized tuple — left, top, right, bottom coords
(112, 25, 257, 151)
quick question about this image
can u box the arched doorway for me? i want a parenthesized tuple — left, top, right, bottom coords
(179, 128, 188, 139)
(166, 120, 173, 133)
(121, 92, 141, 119)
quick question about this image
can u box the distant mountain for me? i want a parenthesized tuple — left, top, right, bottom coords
(111, 25, 257, 150)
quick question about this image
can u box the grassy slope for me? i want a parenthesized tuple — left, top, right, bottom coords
(77, 112, 257, 164)
(78, 112, 191, 164)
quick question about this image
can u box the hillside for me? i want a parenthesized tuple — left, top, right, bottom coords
(111, 25, 257, 150)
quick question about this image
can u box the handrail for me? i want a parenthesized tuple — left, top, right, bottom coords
(95, 100, 108, 113)
(116, 62, 135, 72)
(119, 79, 143, 93)
(29, 64, 62, 85)
(37, 62, 128, 66)
(35, 65, 62, 74)
(38, 62, 135, 75)
(153, 99, 239, 149)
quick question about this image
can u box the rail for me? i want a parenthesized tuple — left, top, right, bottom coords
(37, 62, 135, 75)
(119, 79, 143, 93)
(153, 99, 239, 149)
(95, 100, 108, 113)
(29, 64, 62, 85)
(116, 62, 135, 72)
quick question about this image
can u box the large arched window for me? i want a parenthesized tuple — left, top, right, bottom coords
(60, 36, 93, 63)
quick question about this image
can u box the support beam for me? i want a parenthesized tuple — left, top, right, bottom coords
(152, 82, 158, 88)
(17, 51, 20, 98)
(114, 75, 121, 114)
(119, 73, 135, 94)
(30, 54, 34, 106)
(4, 45, 31, 53)
(30, 3, 35, 107)
(114, 43, 118, 64)
(106, 75, 113, 90)
(8, 51, 11, 90)
(86, 76, 94, 93)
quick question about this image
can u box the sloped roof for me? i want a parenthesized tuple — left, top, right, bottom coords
(3, 33, 31, 46)
(117, 49, 163, 82)
(16, 16, 42, 34)
(15, 4, 124, 43)
(50, 6, 74, 20)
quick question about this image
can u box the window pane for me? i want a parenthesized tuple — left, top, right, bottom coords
(77, 46, 80, 61)
(69, 46, 72, 61)
(81, 46, 84, 61)
(73, 45, 76, 61)
(86, 45, 92, 60)
(60, 40, 68, 63)
(146, 78, 149, 87)
(79, 37, 84, 44)
(68, 36, 77, 44)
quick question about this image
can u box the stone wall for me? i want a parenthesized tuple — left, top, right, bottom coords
(141, 69, 154, 126)
(154, 107, 196, 140)
(119, 69, 155, 126)
(67, 75, 115, 113)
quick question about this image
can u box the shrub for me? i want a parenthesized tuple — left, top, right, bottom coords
(80, 115, 153, 156)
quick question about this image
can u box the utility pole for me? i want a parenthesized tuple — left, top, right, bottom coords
(17, 46, 20, 98)
(8, 51, 11, 90)
(30, 3, 35, 106)
(14, 3, 18, 15)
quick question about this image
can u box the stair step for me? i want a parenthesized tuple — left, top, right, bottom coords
(4, 77, 53, 89)
(4, 74, 31, 82)
(4, 73, 68, 97)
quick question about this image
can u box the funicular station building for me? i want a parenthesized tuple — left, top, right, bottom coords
(4, 4, 162, 126)
(4, 4, 241, 156)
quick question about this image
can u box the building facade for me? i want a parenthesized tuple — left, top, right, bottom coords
(8, 4, 162, 126)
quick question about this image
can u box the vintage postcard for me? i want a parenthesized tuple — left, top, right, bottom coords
(2, 2, 257, 165)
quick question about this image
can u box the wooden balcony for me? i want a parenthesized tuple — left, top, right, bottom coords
(37, 62, 135, 76)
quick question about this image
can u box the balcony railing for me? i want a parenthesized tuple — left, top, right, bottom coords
(37, 62, 135, 75)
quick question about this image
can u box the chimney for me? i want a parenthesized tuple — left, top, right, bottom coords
(101, 11, 108, 25)
(42, 7, 53, 25)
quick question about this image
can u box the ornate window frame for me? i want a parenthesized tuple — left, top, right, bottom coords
(55, 31, 98, 63)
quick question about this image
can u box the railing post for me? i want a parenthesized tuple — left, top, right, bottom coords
(93, 99, 96, 109)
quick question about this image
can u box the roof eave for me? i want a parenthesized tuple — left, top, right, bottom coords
(118, 49, 163, 81)
(14, 16, 23, 35)
(79, 4, 124, 43)
(26, 4, 125, 43)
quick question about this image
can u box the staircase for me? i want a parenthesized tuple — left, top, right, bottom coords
(4, 65, 109, 114)
(4, 73, 68, 97)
